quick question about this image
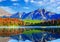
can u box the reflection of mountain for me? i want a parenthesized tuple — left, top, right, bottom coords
(0, 8, 11, 17)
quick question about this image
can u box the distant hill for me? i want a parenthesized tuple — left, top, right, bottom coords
(0, 8, 11, 17)
(10, 12, 20, 18)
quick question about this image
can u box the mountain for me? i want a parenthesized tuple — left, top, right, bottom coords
(2, 16, 8, 18)
(21, 9, 50, 20)
(21, 9, 43, 20)
(10, 12, 26, 19)
(0, 8, 11, 17)
(10, 12, 20, 18)
(21, 9, 60, 20)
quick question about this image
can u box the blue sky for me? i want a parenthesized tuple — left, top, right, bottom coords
(0, 0, 60, 14)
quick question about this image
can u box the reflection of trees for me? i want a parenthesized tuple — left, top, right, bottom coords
(0, 28, 23, 36)
(0, 18, 24, 36)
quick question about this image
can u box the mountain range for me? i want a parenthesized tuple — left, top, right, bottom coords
(21, 9, 60, 20)
(0, 8, 60, 20)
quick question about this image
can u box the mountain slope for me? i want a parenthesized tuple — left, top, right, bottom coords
(0, 8, 11, 17)
(10, 12, 20, 18)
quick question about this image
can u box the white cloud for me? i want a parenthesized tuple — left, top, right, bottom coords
(30, 0, 45, 6)
(11, 0, 18, 1)
(46, 6, 60, 14)
(31, 1, 44, 6)
(57, 2, 60, 4)
(0, 0, 6, 2)
(30, 0, 35, 3)
(13, 3, 19, 6)
(0, 0, 2, 2)
(55, 0, 60, 2)
(52, 6, 60, 13)
(23, 7, 29, 9)
(43, 0, 50, 2)
(30, 0, 59, 7)
(50, 0, 55, 2)
(56, 7, 60, 11)
(48, 3, 58, 8)
(37, 1, 44, 5)
(24, 0, 29, 3)
(0, 6, 17, 14)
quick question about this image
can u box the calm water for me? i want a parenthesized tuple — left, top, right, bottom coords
(0, 26, 60, 28)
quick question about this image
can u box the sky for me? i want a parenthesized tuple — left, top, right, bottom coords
(48, 39, 60, 42)
(8, 39, 32, 42)
(0, 0, 60, 14)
